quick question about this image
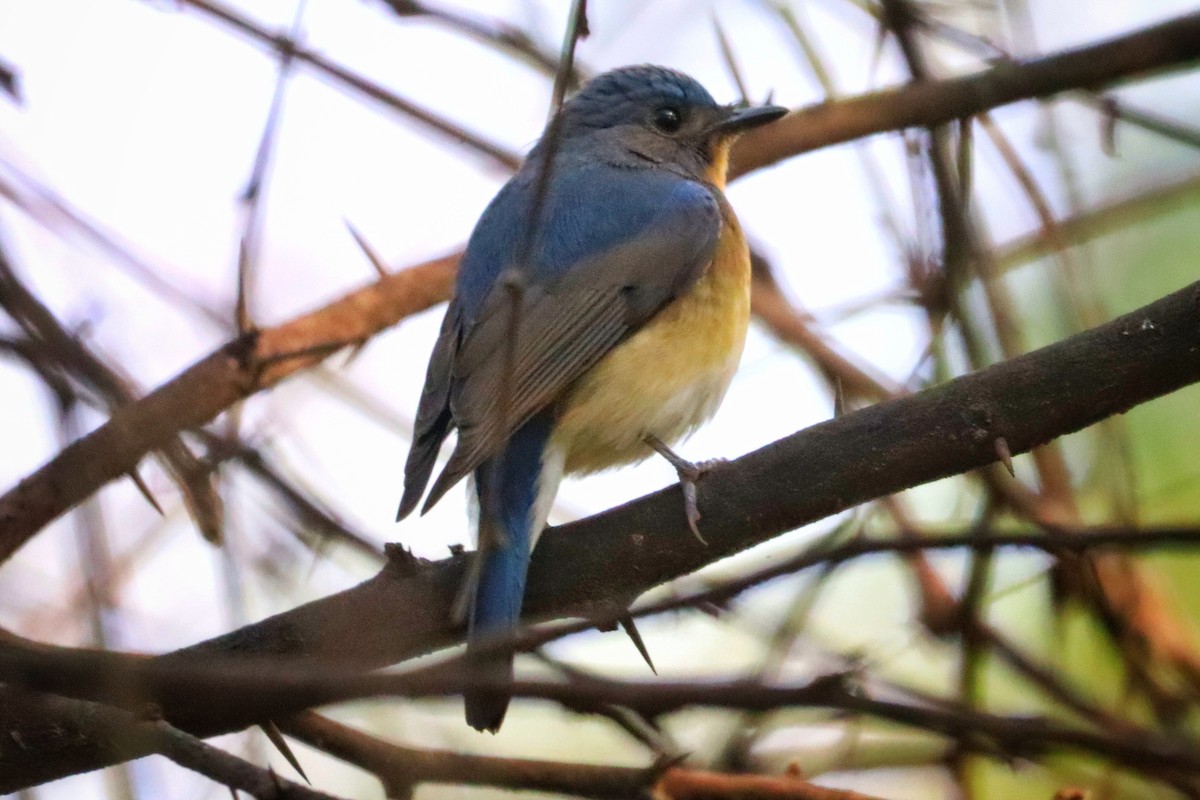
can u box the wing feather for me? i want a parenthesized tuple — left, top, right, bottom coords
(400, 165, 722, 516)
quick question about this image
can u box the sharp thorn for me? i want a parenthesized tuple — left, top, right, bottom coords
(259, 720, 310, 784)
(994, 436, 1015, 477)
(342, 338, 369, 366)
(127, 468, 164, 515)
(345, 219, 391, 279)
(619, 615, 657, 674)
(235, 237, 254, 335)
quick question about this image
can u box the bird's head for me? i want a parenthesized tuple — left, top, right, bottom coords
(546, 65, 787, 186)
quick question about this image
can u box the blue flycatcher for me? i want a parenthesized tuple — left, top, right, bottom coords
(398, 65, 786, 732)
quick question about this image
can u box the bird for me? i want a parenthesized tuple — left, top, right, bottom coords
(396, 64, 786, 732)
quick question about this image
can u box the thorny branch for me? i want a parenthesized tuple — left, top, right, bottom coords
(283, 711, 888, 799)
(729, 10, 1200, 178)
(6, 636, 1200, 786)
(5, 6, 1200, 800)
(0, 252, 457, 562)
(3, 280, 1200, 790)
(3, 7, 1199, 565)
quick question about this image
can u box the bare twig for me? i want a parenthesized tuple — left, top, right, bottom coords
(0, 252, 457, 562)
(0, 240, 223, 542)
(174, 0, 521, 172)
(730, 10, 1200, 178)
(0, 57, 20, 103)
(371, 0, 576, 83)
(4, 9, 1197, 564)
(143, 717, 345, 800)
(7, 645, 1200, 786)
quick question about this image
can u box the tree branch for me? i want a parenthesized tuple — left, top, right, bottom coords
(0, 253, 457, 563)
(5, 645, 1200, 788)
(138, 717, 348, 800)
(176, 0, 523, 172)
(729, 10, 1200, 178)
(3, 9, 1198, 565)
(2, 280, 1200, 789)
(286, 711, 889, 799)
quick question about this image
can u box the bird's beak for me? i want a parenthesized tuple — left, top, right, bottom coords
(713, 103, 788, 136)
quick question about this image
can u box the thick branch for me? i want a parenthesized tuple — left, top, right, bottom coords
(4, 10, 1199, 565)
(3, 281, 1200, 789)
(151, 279, 1200, 693)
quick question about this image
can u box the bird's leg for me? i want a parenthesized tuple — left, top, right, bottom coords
(644, 434, 725, 544)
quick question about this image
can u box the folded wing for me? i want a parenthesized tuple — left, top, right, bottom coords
(398, 165, 722, 518)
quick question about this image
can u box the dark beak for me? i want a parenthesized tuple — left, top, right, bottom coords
(714, 103, 788, 136)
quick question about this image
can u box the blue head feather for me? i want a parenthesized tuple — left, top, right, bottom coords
(554, 65, 720, 137)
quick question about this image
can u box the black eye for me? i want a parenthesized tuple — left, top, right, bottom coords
(652, 106, 683, 133)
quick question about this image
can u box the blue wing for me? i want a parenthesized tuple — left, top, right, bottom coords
(455, 164, 717, 324)
(398, 162, 722, 518)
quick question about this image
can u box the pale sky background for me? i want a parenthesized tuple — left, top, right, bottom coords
(0, 1, 1197, 798)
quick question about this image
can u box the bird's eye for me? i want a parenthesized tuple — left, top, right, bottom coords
(652, 106, 683, 133)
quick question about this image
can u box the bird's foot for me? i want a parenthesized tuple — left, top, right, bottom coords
(644, 435, 725, 544)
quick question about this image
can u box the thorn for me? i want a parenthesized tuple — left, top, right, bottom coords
(0, 60, 21, 104)
(127, 468, 164, 515)
(1099, 97, 1119, 157)
(228, 787, 240, 800)
(260, 721, 310, 784)
(345, 220, 390, 279)
(833, 376, 846, 418)
(342, 338, 369, 367)
(235, 237, 254, 335)
(994, 436, 1015, 477)
(619, 615, 656, 674)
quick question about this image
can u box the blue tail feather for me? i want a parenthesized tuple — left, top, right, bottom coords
(465, 412, 554, 732)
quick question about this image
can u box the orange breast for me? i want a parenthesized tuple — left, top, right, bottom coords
(551, 198, 751, 475)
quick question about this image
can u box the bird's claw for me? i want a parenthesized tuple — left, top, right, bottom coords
(680, 479, 705, 543)
(645, 436, 724, 544)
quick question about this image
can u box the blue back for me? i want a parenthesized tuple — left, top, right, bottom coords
(456, 164, 717, 329)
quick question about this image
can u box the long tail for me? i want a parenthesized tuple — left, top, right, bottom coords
(465, 413, 555, 733)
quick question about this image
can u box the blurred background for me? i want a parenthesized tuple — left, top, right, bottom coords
(1, 0, 1199, 797)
